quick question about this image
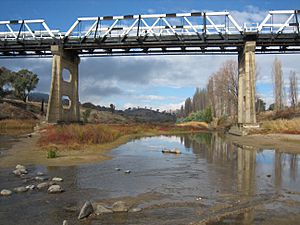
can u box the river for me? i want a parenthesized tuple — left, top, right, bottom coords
(0, 133, 300, 224)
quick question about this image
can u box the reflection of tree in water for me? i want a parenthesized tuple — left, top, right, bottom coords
(274, 151, 282, 191)
(289, 154, 298, 181)
(185, 132, 237, 164)
(181, 132, 300, 224)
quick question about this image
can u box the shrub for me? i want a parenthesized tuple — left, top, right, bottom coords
(82, 109, 92, 123)
(181, 107, 213, 123)
(47, 150, 57, 158)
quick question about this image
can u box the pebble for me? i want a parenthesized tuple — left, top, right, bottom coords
(35, 176, 48, 181)
(112, 201, 128, 212)
(13, 186, 28, 193)
(1, 189, 12, 196)
(52, 177, 63, 182)
(78, 201, 94, 219)
(36, 172, 44, 176)
(63, 220, 68, 225)
(37, 182, 49, 189)
(48, 185, 64, 194)
(26, 185, 35, 190)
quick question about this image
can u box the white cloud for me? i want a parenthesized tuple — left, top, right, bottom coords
(158, 101, 185, 112)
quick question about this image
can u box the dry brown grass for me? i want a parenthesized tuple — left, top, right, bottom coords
(38, 123, 203, 150)
(261, 118, 300, 134)
(177, 121, 208, 129)
(0, 119, 36, 130)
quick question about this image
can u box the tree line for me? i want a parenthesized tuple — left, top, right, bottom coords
(178, 58, 299, 121)
(0, 67, 39, 102)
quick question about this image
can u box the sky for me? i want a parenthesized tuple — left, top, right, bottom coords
(1, 0, 300, 110)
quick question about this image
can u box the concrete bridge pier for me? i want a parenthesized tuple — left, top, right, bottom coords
(238, 41, 257, 125)
(229, 41, 258, 135)
(46, 45, 80, 123)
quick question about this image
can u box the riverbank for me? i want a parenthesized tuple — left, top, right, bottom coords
(2, 119, 300, 167)
(0, 122, 205, 167)
(227, 133, 300, 153)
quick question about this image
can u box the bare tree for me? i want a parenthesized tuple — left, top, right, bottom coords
(184, 97, 193, 116)
(208, 60, 239, 118)
(192, 87, 208, 112)
(289, 70, 298, 109)
(272, 57, 284, 111)
(207, 76, 215, 117)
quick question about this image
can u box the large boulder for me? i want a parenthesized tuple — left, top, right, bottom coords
(112, 201, 128, 212)
(94, 203, 113, 215)
(78, 201, 94, 219)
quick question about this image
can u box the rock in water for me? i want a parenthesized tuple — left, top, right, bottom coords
(13, 186, 28, 193)
(26, 185, 35, 190)
(16, 164, 26, 170)
(112, 201, 128, 212)
(78, 201, 94, 219)
(52, 177, 63, 182)
(162, 149, 181, 154)
(124, 170, 131, 174)
(129, 207, 142, 213)
(35, 176, 48, 181)
(1, 189, 12, 196)
(13, 168, 28, 176)
(94, 204, 113, 215)
(36, 171, 44, 176)
(48, 185, 64, 193)
(37, 182, 49, 189)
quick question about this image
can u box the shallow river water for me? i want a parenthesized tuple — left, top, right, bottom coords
(0, 133, 300, 225)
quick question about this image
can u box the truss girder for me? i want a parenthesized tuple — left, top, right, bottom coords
(0, 10, 300, 57)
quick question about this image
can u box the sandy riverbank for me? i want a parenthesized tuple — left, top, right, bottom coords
(0, 123, 206, 167)
(227, 133, 300, 153)
(2, 123, 300, 168)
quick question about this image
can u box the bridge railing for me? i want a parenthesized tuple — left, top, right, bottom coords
(0, 10, 299, 43)
(0, 19, 59, 41)
(64, 12, 243, 40)
(257, 10, 300, 34)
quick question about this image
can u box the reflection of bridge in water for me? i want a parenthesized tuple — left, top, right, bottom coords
(0, 10, 300, 123)
(181, 133, 299, 224)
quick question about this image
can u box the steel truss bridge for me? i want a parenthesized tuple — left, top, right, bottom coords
(1, 10, 299, 126)
(0, 10, 300, 57)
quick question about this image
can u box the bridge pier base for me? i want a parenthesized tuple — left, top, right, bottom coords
(46, 45, 80, 123)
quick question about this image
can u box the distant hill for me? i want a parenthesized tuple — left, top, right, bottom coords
(28, 92, 49, 103)
(82, 102, 176, 123)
